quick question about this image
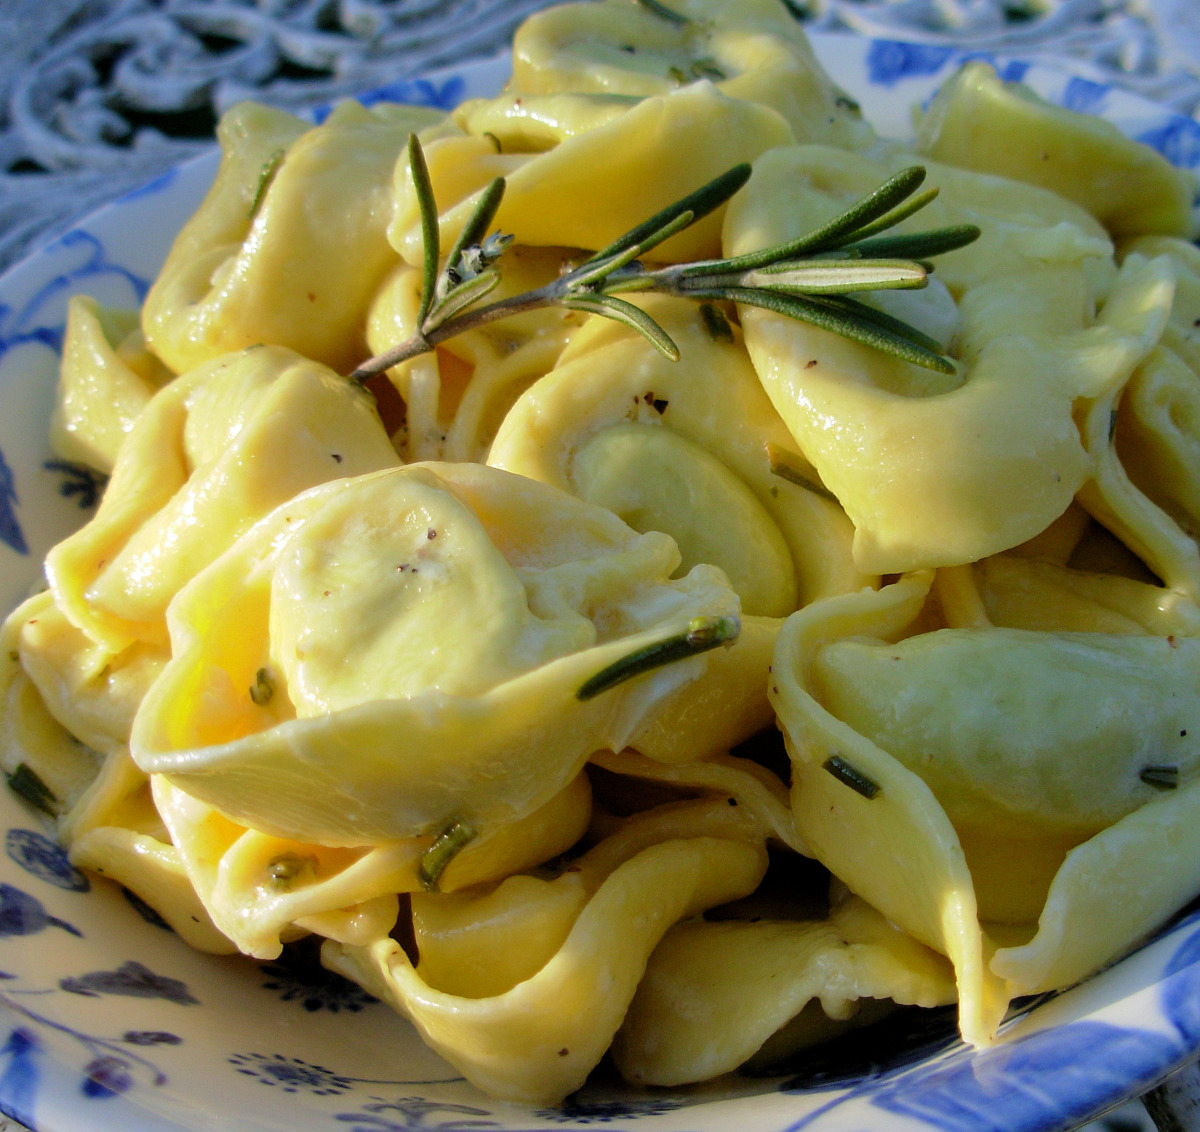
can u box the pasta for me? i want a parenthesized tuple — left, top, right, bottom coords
(5, 0, 1200, 1108)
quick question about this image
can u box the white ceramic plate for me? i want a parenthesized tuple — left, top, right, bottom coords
(2, 31, 1200, 1132)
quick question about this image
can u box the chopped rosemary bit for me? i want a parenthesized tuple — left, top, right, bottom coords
(419, 821, 479, 891)
(268, 853, 317, 885)
(766, 443, 839, 504)
(637, 0, 689, 23)
(690, 57, 727, 81)
(576, 615, 740, 701)
(249, 667, 275, 706)
(7, 763, 57, 815)
(347, 140, 975, 384)
(248, 148, 286, 220)
(1140, 764, 1179, 790)
(1109, 409, 1119, 444)
(823, 755, 881, 799)
(699, 301, 735, 342)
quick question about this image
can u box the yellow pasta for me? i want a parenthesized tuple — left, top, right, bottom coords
(5, 0, 1200, 1107)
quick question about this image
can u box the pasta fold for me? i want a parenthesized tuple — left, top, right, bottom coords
(323, 801, 768, 1104)
(726, 145, 1173, 573)
(914, 62, 1197, 239)
(772, 572, 1200, 1045)
(131, 463, 740, 844)
(143, 100, 441, 374)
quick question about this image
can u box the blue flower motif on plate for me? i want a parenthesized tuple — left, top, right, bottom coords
(866, 40, 955, 87)
(1136, 115, 1200, 169)
(0, 447, 28, 556)
(315, 74, 468, 125)
(43, 459, 108, 511)
(82, 1053, 134, 1098)
(5, 828, 89, 892)
(230, 1052, 356, 1096)
(0, 883, 79, 938)
(1061, 76, 1110, 116)
(1159, 911, 1200, 1041)
(333, 1095, 503, 1132)
(0, 1028, 40, 1128)
(258, 937, 377, 1013)
(59, 960, 199, 1005)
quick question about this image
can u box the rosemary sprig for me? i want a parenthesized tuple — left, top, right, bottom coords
(576, 615, 739, 701)
(347, 137, 978, 384)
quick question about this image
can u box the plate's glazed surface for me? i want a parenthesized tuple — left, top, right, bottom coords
(1, 33, 1200, 1132)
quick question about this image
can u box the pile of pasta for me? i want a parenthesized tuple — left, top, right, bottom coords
(5, 0, 1200, 1105)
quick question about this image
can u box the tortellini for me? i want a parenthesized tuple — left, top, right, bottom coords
(45, 344, 397, 652)
(7, 0, 1200, 1109)
(143, 100, 442, 374)
(323, 798, 769, 1103)
(51, 296, 172, 473)
(725, 144, 1173, 573)
(507, 0, 871, 149)
(389, 81, 794, 267)
(130, 463, 740, 844)
(914, 61, 1197, 240)
(771, 572, 1200, 1043)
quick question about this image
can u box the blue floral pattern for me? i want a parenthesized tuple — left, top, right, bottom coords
(866, 40, 955, 86)
(1, 39, 1200, 1132)
(258, 938, 378, 1013)
(230, 1053, 463, 1097)
(0, 883, 80, 938)
(0, 448, 27, 556)
(60, 960, 199, 1006)
(5, 828, 89, 892)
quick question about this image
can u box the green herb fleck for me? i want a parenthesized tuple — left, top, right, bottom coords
(577, 616, 739, 701)
(248, 148, 286, 220)
(690, 57, 727, 81)
(250, 667, 275, 706)
(419, 821, 479, 891)
(823, 755, 880, 799)
(1140, 764, 1179, 790)
(637, 0, 689, 24)
(699, 301, 735, 342)
(268, 853, 317, 885)
(767, 443, 838, 504)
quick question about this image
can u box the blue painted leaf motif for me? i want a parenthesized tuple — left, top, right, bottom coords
(43, 460, 107, 510)
(357, 76, 466, 114)
(59, 960, 198, 1005)
(535, 1097, 688, 1123)
(5, 829, 89, 892)
(1061, 76, 1110, 117)
(868, 1020, 1183, 1132)
(865, 40, 955, 87)
(81, 1055, 133, 1099)
(0, 1028, 40, 1129)
(1137, 116, 1200, 168)
(0, 448, 28, 557)
(997, 60, 1031, 83)
(121, 1030, 182, 1046)
(0, 883, 80, 937)
(333, 1095, 500, 1131)
(1161, 914, 1200, 1041)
